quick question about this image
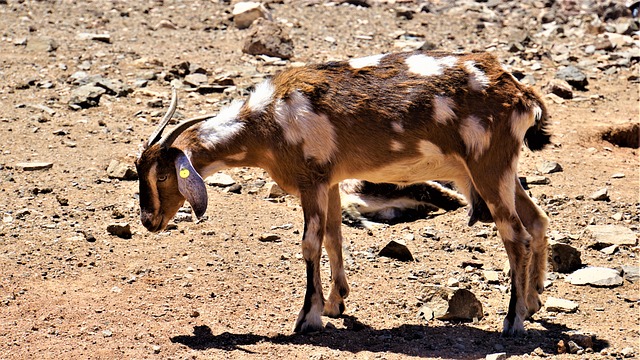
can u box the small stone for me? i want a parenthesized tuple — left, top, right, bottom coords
(76, 32, 111, 43)
(259, 233, 281, 242)
(566, 267, 623, 287)
(447, 277, 459, 287)
(486, 353, 506, 360)
(379, 239, 413, 261)
(154, 19, 177, 30)
(69, 84, 106, 109)
(543, 79, 573, 99)
(232, 2, 272, 29)
(620, 347, 635, 358)
(437, 288, 484, 321)
(524, 175, 550, 185)
(205, 173, 235, 187)
(107, 222, 132, 239)
(536, 161, 562, 174)
(549, 243, 582, 273)
(106, 160, 138, 180)
(483, 270, 500, 284)
(417, 305, 434, 321)
(600, 244, 617, 255)
(184, 73, 208, 87)
(15, 162, 53, 171)
(266, 182, 286, 198)
(611, 173, 625, 179)
(566, 332, 594, 350)
(620, 265, 640, 282)
(102, 330, 113, 337)
(555, 66, 588, 90)
(152, 345, 161, 354)
(242, 18, 294, 60)
(544, 296, 579, 313)
(589, 188, 609, 201)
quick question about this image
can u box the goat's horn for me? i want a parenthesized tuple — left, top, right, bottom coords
(147, 87, 178, 147)
(157, 114, 213, 148)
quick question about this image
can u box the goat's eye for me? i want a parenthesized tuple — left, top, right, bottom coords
(157, 174, 168, 182)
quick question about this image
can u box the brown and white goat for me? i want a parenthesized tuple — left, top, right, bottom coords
(135, 51, 551, 336)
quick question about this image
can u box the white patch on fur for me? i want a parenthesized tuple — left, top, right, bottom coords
(274, 91, 337, 164)
(247, 80, 275, 113)
(391, 121, 404, 133)
(532, 105, 543, 121)
(432, 96, 456, 124)
(460, 115, 491, 159)
(199, 100, 245, 148)
(348, 54, 386, 69)
(510, 108, 535, 141)
(390, 140, 404, 152)
(464, 60, 490, 91)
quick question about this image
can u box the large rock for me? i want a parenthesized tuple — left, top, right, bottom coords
(586, 225, 638, 248)
(242, 18, 294, 59)
(549, 243, 582, 273)
(566, 267, 623, 287)
(378, 239, 413, 261)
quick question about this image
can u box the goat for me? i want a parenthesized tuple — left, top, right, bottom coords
(135, 50, 551, 336)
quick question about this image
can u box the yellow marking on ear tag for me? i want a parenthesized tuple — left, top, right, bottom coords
(179, 168, 190, 179)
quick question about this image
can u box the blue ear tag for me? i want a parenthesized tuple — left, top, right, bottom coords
(179, 167, 190, 179)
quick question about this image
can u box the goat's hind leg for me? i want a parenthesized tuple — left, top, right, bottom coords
(515, 179, 549, 318)
(294, 185, 329, 333)
(323, 184, 350, 318)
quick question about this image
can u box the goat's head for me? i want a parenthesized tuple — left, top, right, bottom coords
(135, 88, 208, 232)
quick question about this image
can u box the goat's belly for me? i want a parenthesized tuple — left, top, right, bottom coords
(336, 154, 468, 185)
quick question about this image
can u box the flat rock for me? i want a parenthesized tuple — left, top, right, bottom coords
(550, 243, 582, 273)
(537, 161, 563, 174)
(259, 233, 281, 242)
(76, 32, 111, 43)
(545, 296, 579, 313)
(107, 160, 138, 180)
(15, 162, 53, 171)
(107, 222, 132, 239)
(523, 175, 550, 185)
(379, 239, 413, 261)
(205, 173, 235, 187)
(566, 267, 623, 287)
(483, 270, 501, 284)
(586, 225, 637, 247)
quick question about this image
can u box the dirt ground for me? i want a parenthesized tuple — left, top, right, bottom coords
(0, 1, 638, 359)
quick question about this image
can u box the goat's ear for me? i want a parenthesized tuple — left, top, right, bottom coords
(174, 153, 208, 219)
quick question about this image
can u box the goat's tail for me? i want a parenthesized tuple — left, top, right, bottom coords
(523, 88, 552, 151)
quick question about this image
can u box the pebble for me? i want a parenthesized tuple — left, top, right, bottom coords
(266, 182, 286, 198)
(589, 187, 609, 201)
(76, 32, 111, 43)
(152, 345, 161, 354)
(620, 347, 635, 358)
(106, 222, 132, 239)
(106, 160, 138, 180)
(482, 270, 500, 284)
(15, 162, 53, 171)
(566, 267, 623, 287)
(545, 296, 579, 313)
(259, 233, 281, 242)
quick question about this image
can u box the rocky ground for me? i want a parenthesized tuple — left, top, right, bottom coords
(0, 0, 638, 359)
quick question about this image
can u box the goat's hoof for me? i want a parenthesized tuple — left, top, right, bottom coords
(501, 317, 525, 337)
(323, 300, 345, 318)
(294, 310, 324, 334)
(526, 294, 543, 319)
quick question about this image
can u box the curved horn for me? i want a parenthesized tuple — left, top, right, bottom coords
(147, 87, 178, 148)
(157, 114, 214, 148)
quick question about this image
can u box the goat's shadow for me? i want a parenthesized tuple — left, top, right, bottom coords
(170, 316, 609, 358)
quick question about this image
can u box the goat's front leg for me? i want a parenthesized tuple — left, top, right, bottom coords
(293, 184, 329, 333)
(323, 184, 350, 318)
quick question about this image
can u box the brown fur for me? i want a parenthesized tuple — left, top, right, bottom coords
(136, 50, 551, 336)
